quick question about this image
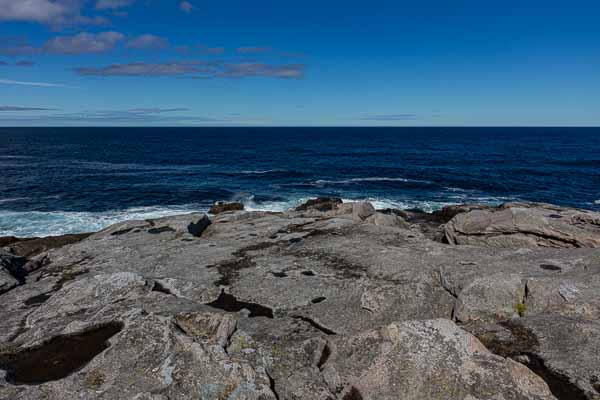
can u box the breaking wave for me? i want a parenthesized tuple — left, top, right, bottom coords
(0, 205, 202, 238)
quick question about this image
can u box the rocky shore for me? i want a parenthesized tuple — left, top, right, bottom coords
(1, 199, 599, 399)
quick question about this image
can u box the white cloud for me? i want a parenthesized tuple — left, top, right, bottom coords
(0, 0, 73, 23)
(125, 34, 168, 50)
(76, 61, 213, 76)
(44, 31, 125, 54)
(0, 0, 105, 26)
(179, 1, 193, 13)
(0, 79, 75, 88)
(96, 0, 135, 9)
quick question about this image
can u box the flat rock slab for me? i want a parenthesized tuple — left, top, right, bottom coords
(322, 319, 555, 400)
(445, 203, 600, 248)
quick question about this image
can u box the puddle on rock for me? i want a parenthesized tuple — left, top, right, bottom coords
(0, 322, 123, 385)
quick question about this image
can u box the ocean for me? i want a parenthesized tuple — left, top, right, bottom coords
(1, 127, 599, 237)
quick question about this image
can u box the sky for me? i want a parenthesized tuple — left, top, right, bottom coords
(0, 0, 599, 126)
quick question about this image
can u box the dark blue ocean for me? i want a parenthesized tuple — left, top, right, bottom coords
(1, 127, 599, 237)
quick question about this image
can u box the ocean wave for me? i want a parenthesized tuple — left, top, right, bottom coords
(71, 161, 212, 172)
(237, 195, 306, 212)
(0, 205, 202, 238)
(0, 155, 34, 159)
(325, 177, 411, 183)
(0, 197, 29, 205)
(352, 198, 460, 212)
(239, 169, 287, 175)
(277, 176, 430, 188)
(595, 200, 600, 205)
(0, 193, 524, 237)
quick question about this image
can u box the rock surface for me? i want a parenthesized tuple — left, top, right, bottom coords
(295, 197, 342, 212)
(323, 319, 555, 400)
(0, 200, 599, 399)
(445, 202, 600, 248)
(209, 201, 245, 215)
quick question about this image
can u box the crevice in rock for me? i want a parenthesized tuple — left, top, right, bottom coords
(477, 321, 590, 400)
(1, 254, 28, 285)
(151, 281, 174, 296)
(302, 270, 316, 276)
(266, 370, 280, 400)
(438, 269, 458, 299)
(540, 264, 562, 271)
(23, 292, 52, 306)
(341, 386, 363, 400)
(524, 354, 589, 400)
(270, 271, 287, 278)
(0, 322, 123, 385)
(206, 290, 274, 318)
(148, 226, 176, 235)
(590, 375, 600, 393)
(311, 297, 326, 304)
(317, 342, 331, 369)
(292, 315, 337, 335)
(110, 227, 134, 236)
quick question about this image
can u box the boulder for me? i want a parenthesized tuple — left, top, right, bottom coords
(295, 197, 342, 212)
(0, 233, 92, 258)
(351, 202, 376, 221)
(364, 212, 409, 228)
(431, 203, 492, 223)
(322, 319, 555, 400)
(209, 201, 245, 215)
(445, 203, 600, 248)
(97, 213, 211, 238)
(454, 274, 527, 323)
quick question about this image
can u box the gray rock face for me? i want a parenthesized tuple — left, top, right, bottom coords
(0, 202, 599, 399)
(209, 201, 245, 215)
(295, 197, 343, 212)
(323, 319, 555, 400)
(0, 250, 25, 294)
(0, 268, 18, 295)
(465, 315, 600, 400)
(445, 203, 600, 248)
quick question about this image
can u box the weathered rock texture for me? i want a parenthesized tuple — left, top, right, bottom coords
(209, 201, 245, 215)
(445, 202, 600, 248)
(1, 200, 599, 399)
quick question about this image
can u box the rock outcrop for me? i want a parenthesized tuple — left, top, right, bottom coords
(295, 197, 343, 212)
(445, 202, 600, 248)
(1, 200, 599, 399)
(209, 201, 245, 215)
(323, 319, 555, 399)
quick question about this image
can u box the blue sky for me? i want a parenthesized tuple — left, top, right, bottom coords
(0, 0, 598, 126)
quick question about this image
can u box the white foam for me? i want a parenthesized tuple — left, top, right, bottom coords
(314, 177, 411, 185)
(0, 156, 34, 159)
(239, 169, 286, 174)
(595, 200, 600, 205)
(351, 198, 460, 213)
(0, 205, 202, 238)
(0, 197, 29, 205)
(239, 195, 307, 212)
(0, 194, 524, 238)
(72, 161, 212, 172)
